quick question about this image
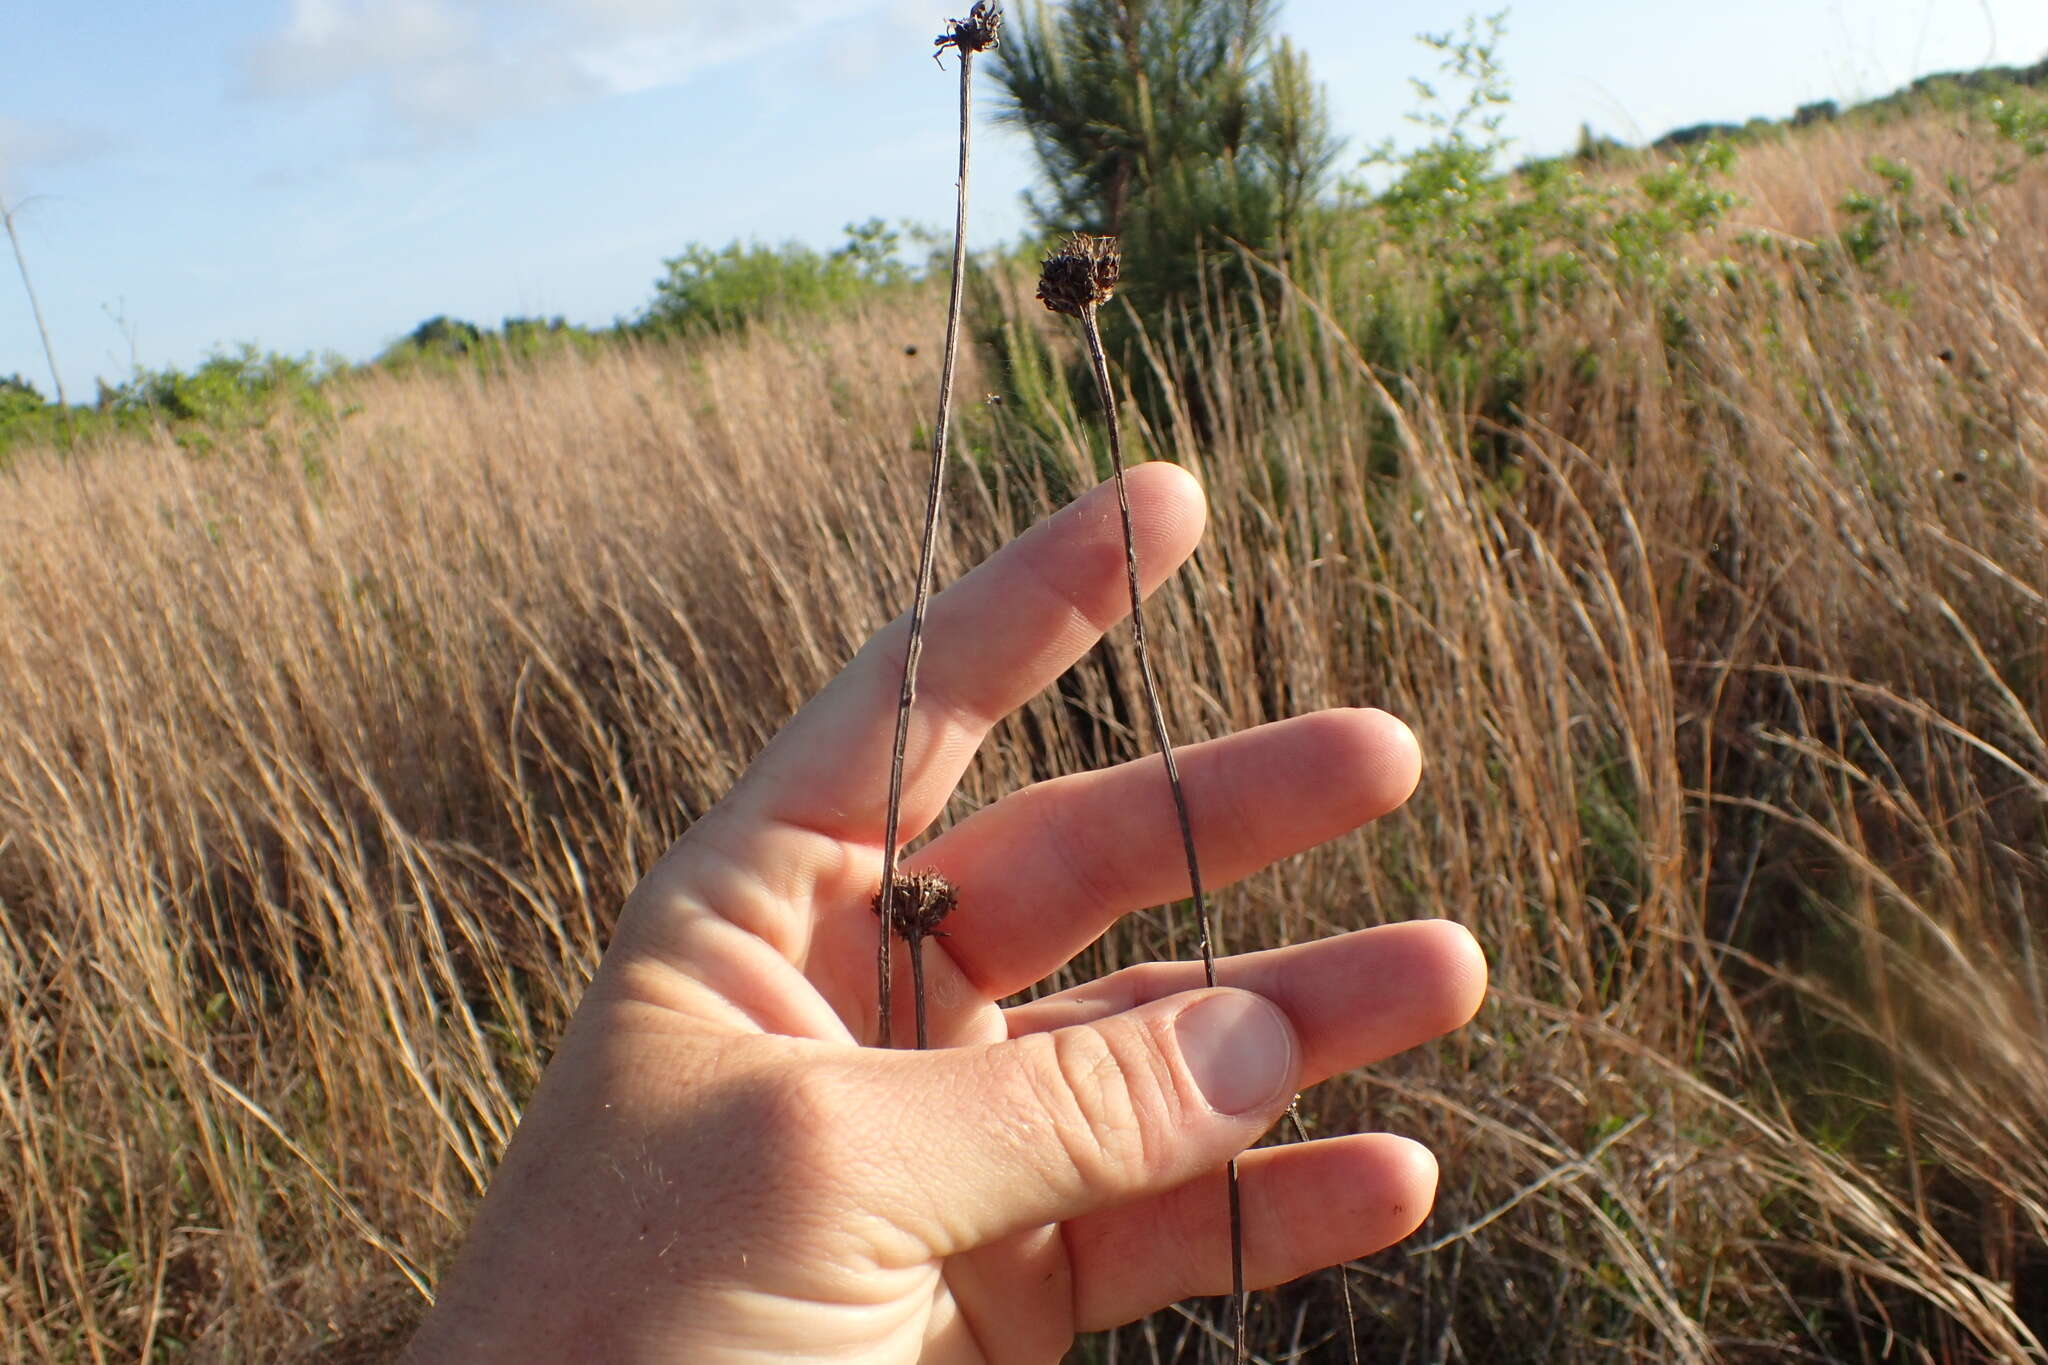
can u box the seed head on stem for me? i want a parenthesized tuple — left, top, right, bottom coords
(935, 0, 1003, 59)
(1036, 232, 1248, 1363)
(872, 869, 960, 940)
(1035, 233, 1121, 317)
(876, 3, 999, 1051)
(873, 871, 959, 1051)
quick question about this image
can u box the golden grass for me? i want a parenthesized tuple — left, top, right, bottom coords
(1, 110, 2045, 1360)
(1724, 107, 2045, 243)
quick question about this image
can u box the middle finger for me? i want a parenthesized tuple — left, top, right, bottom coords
(912, 708, 1421, 1003)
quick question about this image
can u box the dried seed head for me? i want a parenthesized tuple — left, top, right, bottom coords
(1036, 234, 1121, 317)
(935, 1, 1002, 58)
(872, 869, 960, 940)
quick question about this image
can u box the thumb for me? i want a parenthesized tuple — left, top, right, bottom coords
(880, 988, 1300, 1257)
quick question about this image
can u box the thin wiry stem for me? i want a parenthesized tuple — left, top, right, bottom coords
(909, 929, 932, 1050)
(1075, 306, 1245, 1363)
(878, 27, 985, 1050)
(3, 195, 72, 422)
(1288, 1103, 1359, 1362)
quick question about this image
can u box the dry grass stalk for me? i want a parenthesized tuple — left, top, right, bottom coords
(876, 0, 1002, 1050)
(1286, 1102, 1359, 1358)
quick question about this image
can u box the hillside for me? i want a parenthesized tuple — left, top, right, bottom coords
(1651, 51, 2048, 149)
(1, 97, 2045, 1361)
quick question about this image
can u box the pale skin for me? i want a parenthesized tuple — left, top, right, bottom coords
(403, 464, 1488, 1363)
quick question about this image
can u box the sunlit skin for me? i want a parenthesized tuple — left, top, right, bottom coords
(403, 464, 1487, 1363)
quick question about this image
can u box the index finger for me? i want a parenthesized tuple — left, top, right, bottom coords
(1005, 922, 1489, 1086)
(721, 462, 1206, 850)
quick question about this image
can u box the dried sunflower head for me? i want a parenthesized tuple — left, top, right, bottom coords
(872, 869, 960, 939)
(935, 1, 1002, 58)
(1036, 233, 1121, 317)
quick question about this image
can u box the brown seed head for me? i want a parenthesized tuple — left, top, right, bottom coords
(872, 869, 960, 940)
(1036, 233, 1121, 317)
(935, 1, 1002, 57)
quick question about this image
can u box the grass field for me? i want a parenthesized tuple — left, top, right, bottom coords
(1, 106, 2045, 1360)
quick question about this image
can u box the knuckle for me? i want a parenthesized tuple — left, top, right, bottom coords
(1114, 960, 1180, 999)
(745, 1056, 855, 1180)
(1036, 1023, 1183, 1190)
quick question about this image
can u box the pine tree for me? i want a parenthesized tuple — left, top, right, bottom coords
(992, 0, 1338, 314)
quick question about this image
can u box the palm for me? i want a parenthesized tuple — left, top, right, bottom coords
(411, 467, 1482, 1364)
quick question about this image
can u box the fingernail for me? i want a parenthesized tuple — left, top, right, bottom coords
(1174, 992, 1294, 1116)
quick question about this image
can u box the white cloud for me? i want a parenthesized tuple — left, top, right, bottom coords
(246, 0, 478, 95)
(0, 117, 111, 182)
(243, 0, 887, 133)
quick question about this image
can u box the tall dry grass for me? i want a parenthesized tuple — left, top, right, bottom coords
(1, 109, 2044, 1361)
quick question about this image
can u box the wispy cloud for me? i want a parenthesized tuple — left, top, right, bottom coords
(0, 117, 113, 186)
(243, 0, 885, 134)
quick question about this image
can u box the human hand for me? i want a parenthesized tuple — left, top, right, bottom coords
(402, 464, 1486, 1363)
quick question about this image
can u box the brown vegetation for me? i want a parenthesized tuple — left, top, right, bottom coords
(1, 109, 2044, 1360)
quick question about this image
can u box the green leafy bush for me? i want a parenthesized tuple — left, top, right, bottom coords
(0, 373, 43, 422)
(639, 218, 924, 335)
(120, 345, 331, 429)
(0, 374, 67, 463)
(1987, 91, 2048, 157)
(1340, 13, 1735, 392)
(376, 315, 602, 375)
(1832, 91, 2045, 270)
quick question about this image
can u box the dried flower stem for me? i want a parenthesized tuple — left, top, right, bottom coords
(1074, 309, 1216, 976)
(909, 931, 930, 1049)
(877, 5, 999, 1050)
(1288, 1102, 1359, 1362)
(873, 871, 959, 1050)
(2, 195, 72, 430)
(1062, 276, 1246, 1363)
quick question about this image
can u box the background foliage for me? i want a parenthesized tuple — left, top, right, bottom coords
(991, 0, 1340, 315)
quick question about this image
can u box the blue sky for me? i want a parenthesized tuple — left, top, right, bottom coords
(5, 0, 2046, 397)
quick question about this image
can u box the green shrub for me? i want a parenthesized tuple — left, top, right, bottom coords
(1986, 90, 2048, 160)
(639, 218, 922, 336)
(1340, 13, 1735, 399)
(0, 373, 43, 422)
(120, 345, 331, 430)
(1832, 92, 2045, 270)
(376, 315, 602, 375)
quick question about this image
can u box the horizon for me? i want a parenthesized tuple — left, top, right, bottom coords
(5, 0, 2047, 396)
